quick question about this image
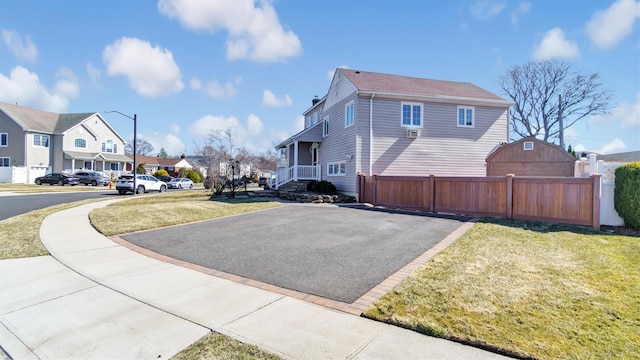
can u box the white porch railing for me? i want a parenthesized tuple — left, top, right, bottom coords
(275, 165, 321, 188)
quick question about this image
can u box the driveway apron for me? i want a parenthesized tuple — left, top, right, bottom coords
(122, 204, 469, 303)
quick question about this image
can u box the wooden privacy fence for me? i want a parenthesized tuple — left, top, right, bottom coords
(358, 174, 601, 230)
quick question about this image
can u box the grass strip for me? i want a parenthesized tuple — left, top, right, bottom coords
(171, 332, 281, 360)
(364, 218, 640, 359)
(90, 190, 281, 236)
(0, 199, 105, 259)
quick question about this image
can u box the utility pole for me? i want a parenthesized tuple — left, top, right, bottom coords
(558, 94, 565, 150)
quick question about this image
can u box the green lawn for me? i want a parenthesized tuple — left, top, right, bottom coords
(364, 218, 640, 359)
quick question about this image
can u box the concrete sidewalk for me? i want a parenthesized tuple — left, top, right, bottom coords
(0, 199, 510, 359)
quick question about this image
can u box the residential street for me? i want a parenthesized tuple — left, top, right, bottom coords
(0, 192, 116, 221)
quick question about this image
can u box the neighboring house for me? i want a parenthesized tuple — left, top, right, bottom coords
(274, 68, 513, 197)
(486, 137, 576, 177)
(0, 102, 131, 184)
(132, 154, 194, 176)
(596, 151, 640, 163)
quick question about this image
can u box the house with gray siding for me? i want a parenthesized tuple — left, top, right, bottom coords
(0, 102, 132, 184)
(274, 68, 513, 198)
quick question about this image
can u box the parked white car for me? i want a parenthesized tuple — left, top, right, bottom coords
(167, 177, 194, 189)
(116, 174, 167, 195)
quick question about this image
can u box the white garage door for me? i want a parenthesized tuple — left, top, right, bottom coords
(29, 166, 49, 184)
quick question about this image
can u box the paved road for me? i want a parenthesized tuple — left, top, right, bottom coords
(0, 192, 118, 221)
(122, 204, 470, 303)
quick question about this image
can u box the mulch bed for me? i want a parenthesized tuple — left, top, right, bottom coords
(600, 225, 640, 237)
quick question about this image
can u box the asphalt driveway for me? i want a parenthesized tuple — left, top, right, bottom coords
(122, 204, 470, 303)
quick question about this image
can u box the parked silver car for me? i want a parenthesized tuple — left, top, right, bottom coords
(167, 178, 194, 189)
(75, 171, 110, 186)
(115, 174, 167, 195)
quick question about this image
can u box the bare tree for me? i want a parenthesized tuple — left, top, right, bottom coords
(499, 60, 611, 145)
(125, 138, 154, 155)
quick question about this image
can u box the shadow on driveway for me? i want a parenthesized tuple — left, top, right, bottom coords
(122, 204, 470, 303)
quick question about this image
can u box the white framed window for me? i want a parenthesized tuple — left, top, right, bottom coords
(74, 138, 86, 148)
(401, 102, 422, 127)
(524, 141, 534, 151)
(0, 133, 7, 147)
(313, 112, 318, 124)
(457, 106, 475, 127)
(306, 116, 312, 128)
(327, 161, 346, 176)
(345, 102, 355, 127)
(113, 143, 118, 153)
(110, 163, 120, 170)
(33, 134, 50, 147)
(323, 117, 329, 137)
(102, 140, 114, 153)
(0, 157, 9, 167)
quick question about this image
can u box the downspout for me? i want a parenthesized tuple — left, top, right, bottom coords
(369, 93, 375, 176)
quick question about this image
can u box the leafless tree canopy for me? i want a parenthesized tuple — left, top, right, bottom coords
(124, 138, 154, 155)
(499, 60, 612, 143)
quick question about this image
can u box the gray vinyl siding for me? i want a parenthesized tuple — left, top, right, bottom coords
(0, 113, 26, 166)
(318, 90, 358, 194)
(297, 142, 312, 165)
(324, 72, 357, 111)
(370, 99, 508, 176)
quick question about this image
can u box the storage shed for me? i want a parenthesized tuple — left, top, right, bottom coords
(486, 137, 576, 176)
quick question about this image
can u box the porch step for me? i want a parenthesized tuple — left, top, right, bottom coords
(278, 180, 312, 192)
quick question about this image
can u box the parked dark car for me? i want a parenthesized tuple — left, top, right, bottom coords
(75, 171, 110, 186)
(35, 173, 80, 186)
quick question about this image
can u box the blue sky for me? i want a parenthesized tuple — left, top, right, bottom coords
(0, 0, 638, 156)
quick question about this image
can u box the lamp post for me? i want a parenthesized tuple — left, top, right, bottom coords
(105, 110, 137, 195)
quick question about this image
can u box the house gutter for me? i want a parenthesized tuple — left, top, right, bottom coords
(369, 93, 375, 176)
(357, 90, 514, 107)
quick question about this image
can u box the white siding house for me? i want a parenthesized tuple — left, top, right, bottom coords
(275, 69, 513, 198)
(0, 102, 131, 183)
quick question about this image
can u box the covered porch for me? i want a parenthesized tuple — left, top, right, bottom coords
(64, 151, 132, 177)
(274, 124, 323, 189)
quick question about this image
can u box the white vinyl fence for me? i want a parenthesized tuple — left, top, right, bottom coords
(575, 154, 626, 226)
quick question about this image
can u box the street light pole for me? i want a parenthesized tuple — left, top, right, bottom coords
(105, 110, 137, 195)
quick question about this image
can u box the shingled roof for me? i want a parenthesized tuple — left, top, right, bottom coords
(0, 101, 95, 134)
(338, 68, 509, 102)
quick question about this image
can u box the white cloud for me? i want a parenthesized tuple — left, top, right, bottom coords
(103, 37, 184, 97)
(247, 114, 263, 135)
(170, 123, 181, 134)
(139, 132, 186, 157)
(294, 115, 304, 133)
(619, 93, 640, 128)
(533, 27, 580, 60)
(586, 0, 640, 50)
(511, 2, 531, 24)
(470, 0, 507, 19)
(204, 78, 241, 99)
(262, 89, 292, 107)
(589, 92, 640, 129)
(187, 113, 287, 154)
(595, 138, 626, 154)
(86, 62, 101, 84)
(328, 65, 348, 81)
(190, 77, 202, 90)
(157, 0, 302, 63)
(53, 67, 79, 98)
(0, 66, 77, 112)
(1, 29, 38, 63)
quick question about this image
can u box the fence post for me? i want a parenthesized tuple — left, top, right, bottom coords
(357, 173, 362, 202)
(592, 174, 601, 230)
(429, 174, 435, 213)
(506, 174, 514, 219)
(373, 174, 378, 205)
